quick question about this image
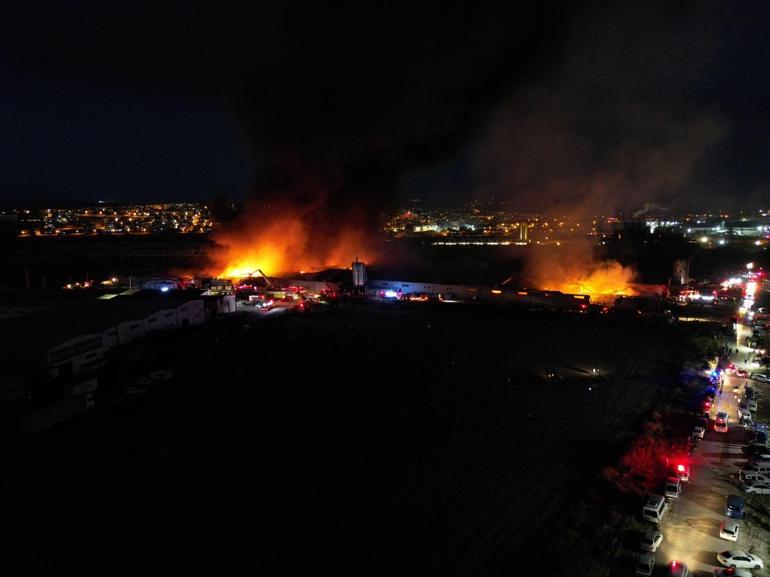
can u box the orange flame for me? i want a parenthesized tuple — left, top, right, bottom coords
(207, 209, 374, 279)
(544, 261, 637, 302)
(528, 243, 637, 303)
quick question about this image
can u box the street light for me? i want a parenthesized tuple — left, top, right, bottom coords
(747, 262, 754, 270)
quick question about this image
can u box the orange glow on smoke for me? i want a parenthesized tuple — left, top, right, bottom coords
(541, 260, 637, 302)
(208, 210, 373, 278)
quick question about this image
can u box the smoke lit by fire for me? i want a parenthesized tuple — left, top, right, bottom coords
(208, 209, 374, 279)
(543, 260, 637, 301)
(528, 243, 637, 302)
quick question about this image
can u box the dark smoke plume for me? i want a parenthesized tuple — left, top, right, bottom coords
(226, 3, 579, 219)
(3, 2, 767, 220)
(470, 1, 727, 217)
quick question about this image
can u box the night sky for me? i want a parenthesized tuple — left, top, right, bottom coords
(1, 1, 769, 212)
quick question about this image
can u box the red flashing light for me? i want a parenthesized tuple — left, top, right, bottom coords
(671, 561, 678, 567)
(677, 464, 685, 472)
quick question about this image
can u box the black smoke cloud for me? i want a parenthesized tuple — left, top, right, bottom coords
(3, 2, 767, 216)
(468, 1, 750, 216)
(226, 3, 580, 218)
(0, 1, 578, 215)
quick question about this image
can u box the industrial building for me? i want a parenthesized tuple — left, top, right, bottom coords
(0, 289, 234, 434)
(47, 297, 206, 377)
(367, 278, 592, 309)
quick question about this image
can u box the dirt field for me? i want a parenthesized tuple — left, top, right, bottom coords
(1, 302, 686, 576)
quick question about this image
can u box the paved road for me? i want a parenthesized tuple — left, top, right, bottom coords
(656, 323, 769, 575)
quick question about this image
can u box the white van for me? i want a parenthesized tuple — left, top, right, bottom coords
(664, 477, 682, 499)
(642, 495, 669, 524)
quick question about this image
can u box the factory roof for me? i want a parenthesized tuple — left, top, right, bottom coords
(366, 265, 512, 287)
(0, 293, 200, 375)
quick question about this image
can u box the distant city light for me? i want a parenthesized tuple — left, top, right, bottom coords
(16, 202, 216, 237)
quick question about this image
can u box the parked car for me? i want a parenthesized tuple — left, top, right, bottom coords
(713, 568, 751, 577)
(738, 470, 769, 484)
(675, 463, 690, 482)
(719, 519, 740, 541)
(748, 399, 758, 412)
(636, 552, 655, 576)
(752, 373, 770, 383)
(743, 480, 770, 494)
(741, 415, 754, 429)
(726, 495, 745, 518)
(669, 560, 689, 577)
(664, 477, 682, 499)
(742, 461, 770, 475)
(640, 529, 663, 552)
(642, 495, 669, 524)
(716, 551, 764, 570)
(746, 444, 770, 459)
(124, 384, 147, 396)
(693, 426, 706, 439)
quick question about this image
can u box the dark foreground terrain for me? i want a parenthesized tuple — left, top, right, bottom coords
(1, 302, 685, 576)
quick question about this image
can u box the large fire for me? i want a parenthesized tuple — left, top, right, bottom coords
(543, 261, 637, 302)
(528, 243, 637, 303)
(207, 210, 373, 278)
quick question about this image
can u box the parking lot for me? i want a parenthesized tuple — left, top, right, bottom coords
(645, 323, 770, 575)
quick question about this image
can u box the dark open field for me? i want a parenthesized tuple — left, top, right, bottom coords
(1, 303, 686, 576)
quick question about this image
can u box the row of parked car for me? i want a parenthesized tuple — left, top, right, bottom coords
(709, 374, 767, 574)
(733, 378, 770, 499)
(636, 479, 690, 575)
(635, 375, 768, 576)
